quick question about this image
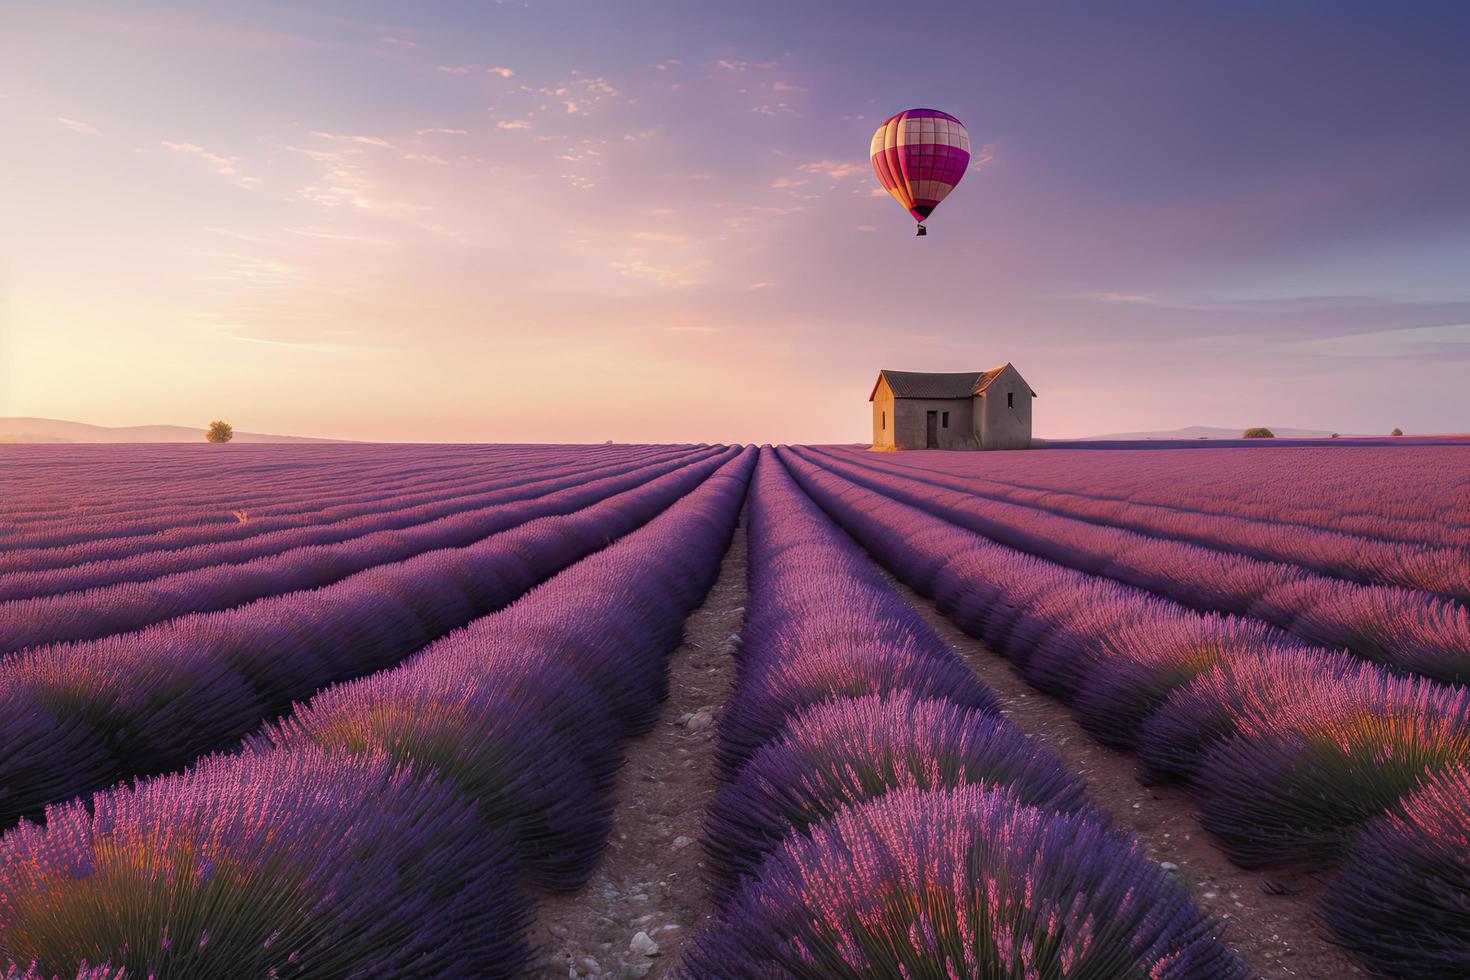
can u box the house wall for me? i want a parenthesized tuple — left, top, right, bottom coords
(871, 377, 897, 449)
(894, 398, 975, 450)
(976, 366, 1033, 450)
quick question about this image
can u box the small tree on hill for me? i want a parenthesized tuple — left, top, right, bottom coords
(1242, 427, 1274, 439)
(206, 420, 234, 444)
(1391, 427, 1404, 437)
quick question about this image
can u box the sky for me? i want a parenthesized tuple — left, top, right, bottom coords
(2, 0, 1468, 443)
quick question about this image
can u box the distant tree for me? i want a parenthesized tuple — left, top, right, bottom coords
(1331, 433, 1341, 439)
(206, 420, 234, 444)
(1242, 427, 1275, 439)
(1391, 427, 1404, 437)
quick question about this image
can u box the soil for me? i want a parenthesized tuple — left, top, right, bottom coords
(881, 570, 1367, 980)
(530, 507, 749, 979)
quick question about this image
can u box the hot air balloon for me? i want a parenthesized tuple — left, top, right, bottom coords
(869, 108, 970, 236)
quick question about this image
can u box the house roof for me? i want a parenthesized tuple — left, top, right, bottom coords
(870, 364, 1037, 401)
(872, 370, 984, 400)
(972, 366, 1007, 395)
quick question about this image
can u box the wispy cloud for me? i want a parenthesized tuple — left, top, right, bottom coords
(415, 127, 468, 136)
(633, 231, 688, 244)
(610, 258, 706, 287)
(56, 117, 100, 135)
(205, 227, 269, 243)
(161, 140, 260, 188)
(195, 252, 302, 290)
(310, 131, 394, 148)
(1285, 323, 1470, 360)
(743, 204, 811, 214)
(231, 333, 387, 355)
(529, 73, 623, 116)
(497, 119, 532, 130)
(1084, 291, 1169, 306)
(435, 65, 471, 74)
(487, 66, 515, 78)
(285, 226, 390, 244)
(716, 59, 778, 71)
(799, 159, 864, 180)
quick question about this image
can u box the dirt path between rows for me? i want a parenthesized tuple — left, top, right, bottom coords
(881, 570, 1365, 980)
(530, 506, 748, 979)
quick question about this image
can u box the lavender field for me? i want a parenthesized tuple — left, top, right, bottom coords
(0, 440, 1465, 979)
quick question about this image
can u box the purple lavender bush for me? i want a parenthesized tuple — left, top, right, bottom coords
(685, 786, 1245, 979)
(704, 691, 1091, 903)
(0, 746, 529, 978)
(1322, 763, 1470, 978)
(3, 964, 122, 979)
(1069, 615, 1306, 749)
(1193, 669, 1470, 867)
(263, 660, 609, 891)
(716, 628, 999, 776)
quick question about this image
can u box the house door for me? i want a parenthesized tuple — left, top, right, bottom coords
(925, 411, 939, 448)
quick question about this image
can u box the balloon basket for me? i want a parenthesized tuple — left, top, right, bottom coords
(916, 224, 927, 237)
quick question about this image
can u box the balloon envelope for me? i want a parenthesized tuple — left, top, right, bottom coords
(870, 109, 970, 225)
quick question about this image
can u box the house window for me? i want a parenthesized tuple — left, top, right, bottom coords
(1007, 392, 1014, 409)
(941, 411, 950, 428)
(881, 411, 886, 430)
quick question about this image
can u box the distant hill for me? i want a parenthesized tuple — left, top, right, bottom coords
(1071, 425, 1375, 441)
(0, 418, 348, 444)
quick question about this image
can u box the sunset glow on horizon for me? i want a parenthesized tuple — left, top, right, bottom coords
(3, 1, 1468, 443)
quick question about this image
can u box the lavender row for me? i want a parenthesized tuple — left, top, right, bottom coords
(796, 446, 1470, 684)
(0, 448, 737, 826)
(780, 449, 1470, 977)
(0, 447, 718, 650)
(0, 446, 699, 602)
(256, 446, 753, 884)
(825, 445, 1470, 602)
(1321, 764, 1470, 977)
(852, 443, 1470, 548)
(1, 444, 655, 542)
(0, 444, 679, 569)
(1, 746, 529, 978)
(0, 442, 478, 517)
(0, 442, 588, 520)
(0, 443, 618, 564)
(682, 451, 1243, 978)
(0, 447, 752, 979)
(0, 442, 540, 532)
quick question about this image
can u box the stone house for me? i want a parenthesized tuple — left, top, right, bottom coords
(870, 364, 1035, 450)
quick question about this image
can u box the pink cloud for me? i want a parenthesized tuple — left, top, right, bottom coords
(56, 117, 100, 135)
(799, 160, 864, 179)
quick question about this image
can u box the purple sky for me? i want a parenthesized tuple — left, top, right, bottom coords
(2, 0, 1467, 441)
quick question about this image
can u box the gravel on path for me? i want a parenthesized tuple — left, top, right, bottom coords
(530, 508, 749, 979)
